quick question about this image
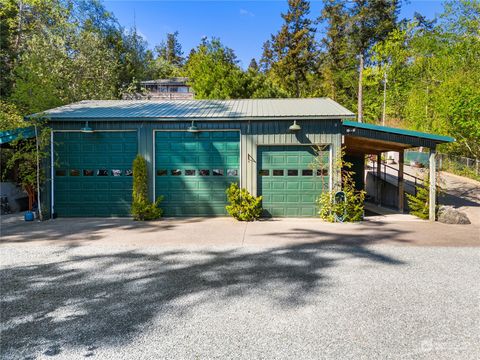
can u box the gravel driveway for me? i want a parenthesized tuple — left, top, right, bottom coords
(1, 238, 479, 359)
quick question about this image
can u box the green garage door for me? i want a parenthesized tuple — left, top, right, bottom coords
(258, 145, 330, 217)
(54, 131, 137, 217)
(155, 131, 240, 216)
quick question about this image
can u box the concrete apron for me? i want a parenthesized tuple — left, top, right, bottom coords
(1, 215, 478, 248)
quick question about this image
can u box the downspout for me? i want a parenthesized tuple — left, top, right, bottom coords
(34, 125, 43, 220)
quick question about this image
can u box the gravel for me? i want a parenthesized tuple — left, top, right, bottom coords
(1, 243, 479, 360)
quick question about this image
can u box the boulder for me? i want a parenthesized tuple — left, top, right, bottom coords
(438, 206, 471, 224)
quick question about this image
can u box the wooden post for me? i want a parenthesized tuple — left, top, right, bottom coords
(398, 150, 404, 212)
(429, 148, 436, 221)
(376, 152, 382, 205)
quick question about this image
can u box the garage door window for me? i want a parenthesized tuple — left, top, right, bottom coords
(259, 170, 269, 176)
(157, 169, 167, 176)
(302, 169, 313, 176)
(185, 169, 196, 176)
(317, 169, 328, 176)
(70, 169, 80, 176)
(227, 169, 238, 177)
(213, 169, 224, 176)
(111, 169, 122, 176)
(273, 170, 284, 176)
(83, 169, 94, 176)
(125, 169, 133, 176)
(200, 169, 210, 176)
(288, 169, 298, 176)
(97, 169, 108, 176)
(171, 169, 182, 176)
(56, 169, 66, 176)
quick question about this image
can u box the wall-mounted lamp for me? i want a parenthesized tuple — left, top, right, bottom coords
(80, 121, 94, 133)
(289, 120, 301, 131)
(187, 120, 200, 133)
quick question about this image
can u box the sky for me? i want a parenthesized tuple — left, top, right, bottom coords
(103, 0, 445, 68)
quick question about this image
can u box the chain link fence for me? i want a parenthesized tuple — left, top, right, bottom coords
(405, 150, 480, 181)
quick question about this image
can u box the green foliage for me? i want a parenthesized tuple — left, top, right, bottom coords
(406, 177, 431, 220)
(0, 100, 27, 131)
(131, 155, 163, 220)
(261, 0, 316, 97)
(2, 122, 50, 210)
(316, 150, 366, 222)
(185, 38, 247, 99)
(225, 183, 263, 221)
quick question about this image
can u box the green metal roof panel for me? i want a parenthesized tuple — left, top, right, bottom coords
(342, 120, 455, 144)
(0, 126, 36, 145)
(32, 98, 355, 120)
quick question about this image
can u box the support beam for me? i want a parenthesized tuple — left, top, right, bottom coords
(398, 150, 404, 212)
(376, 152, 382, 205)
(429, 148, 437, 221)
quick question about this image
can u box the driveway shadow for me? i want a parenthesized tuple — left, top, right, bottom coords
(1, 226, 407, 358)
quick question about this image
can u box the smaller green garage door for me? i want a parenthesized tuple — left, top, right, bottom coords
(258, 145, 330, 217)
(155, 131, 240, 216)
(54, 131, 137, 217)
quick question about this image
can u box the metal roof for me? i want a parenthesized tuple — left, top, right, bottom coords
(0, 126, 36, 145)
(33, 98, 355, 120)
(343, 120, 455, 144)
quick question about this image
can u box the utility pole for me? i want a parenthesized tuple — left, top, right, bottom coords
(357, 53, 364, 123)
(382, 71, 387, 126)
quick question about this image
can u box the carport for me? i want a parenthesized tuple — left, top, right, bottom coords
(341, 120, 455, 221)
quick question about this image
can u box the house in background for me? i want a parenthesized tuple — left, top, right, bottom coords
(34, 98, 453, 220)
(140, 78, 194, 100)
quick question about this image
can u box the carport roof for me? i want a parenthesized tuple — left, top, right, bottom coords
(29, 98, 355, 120)
(342, 120, 454, 153)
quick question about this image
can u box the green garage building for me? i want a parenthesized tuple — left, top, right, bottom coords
(38, 98, 453, 220)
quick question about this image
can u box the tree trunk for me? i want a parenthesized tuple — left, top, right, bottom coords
(357, 53, 364, 123)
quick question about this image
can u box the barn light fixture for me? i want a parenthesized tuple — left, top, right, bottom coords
(187, 120, 200, 133)
(80, 121, 94, 133)
(289, 120, 301, 131)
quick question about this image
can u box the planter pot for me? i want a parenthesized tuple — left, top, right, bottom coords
(24, 211, 34, 221)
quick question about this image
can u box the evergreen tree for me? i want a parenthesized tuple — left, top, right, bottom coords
(155, 31, 184, 67)
(349, 0, 400, 122)
(317, 0, 357, 107)
(261, 0, 316, 97)
(248, 58, 259, 72)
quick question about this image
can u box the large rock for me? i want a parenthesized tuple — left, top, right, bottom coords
(438, 206, 471, 224)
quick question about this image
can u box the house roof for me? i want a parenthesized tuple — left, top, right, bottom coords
(32, 98, 355, 121)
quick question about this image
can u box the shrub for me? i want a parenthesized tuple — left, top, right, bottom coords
(225, 183, 262, 221)
(406, 176, 439, 220)
(131, 154, 163, 220)
(316, 150, 365, 222)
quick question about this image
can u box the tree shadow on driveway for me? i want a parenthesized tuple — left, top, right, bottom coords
(0, 226, 407, 358)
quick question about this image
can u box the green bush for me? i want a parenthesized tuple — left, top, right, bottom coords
(406, 176, 438, 220)
(131, 154, 163, 220)
(225, 183, 263, 221)
(316, 151, 365, 222)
